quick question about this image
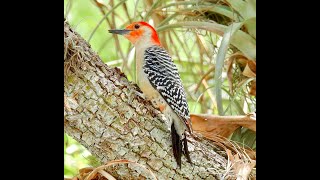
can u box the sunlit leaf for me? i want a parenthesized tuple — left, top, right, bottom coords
(226, 0, 255, 20)
(244, 17, 256, 39)
(157, 21, 256, 60)
(215, 22, 243, 115)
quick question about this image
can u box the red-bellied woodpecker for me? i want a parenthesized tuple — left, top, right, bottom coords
(109, 21, 192, 167)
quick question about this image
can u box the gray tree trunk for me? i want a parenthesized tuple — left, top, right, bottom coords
(64, 20, 238, 180)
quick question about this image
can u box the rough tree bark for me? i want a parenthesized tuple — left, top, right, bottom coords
(64, 20, 238, 179)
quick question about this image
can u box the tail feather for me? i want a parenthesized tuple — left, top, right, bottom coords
(171, 124, 182, 167)
(183, 137, 192, 164)
(171, 124, 192, 168)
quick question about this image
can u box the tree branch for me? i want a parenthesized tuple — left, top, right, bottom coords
(64, 20, 240, 179)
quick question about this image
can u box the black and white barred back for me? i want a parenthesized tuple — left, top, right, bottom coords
(143, 46, 190, 129)
(143, 45, 192, 167)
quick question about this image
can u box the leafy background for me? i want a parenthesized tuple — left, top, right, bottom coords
(64, 0, 256, 178)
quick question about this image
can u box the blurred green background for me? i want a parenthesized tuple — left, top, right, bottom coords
(64, 0, 256, 178)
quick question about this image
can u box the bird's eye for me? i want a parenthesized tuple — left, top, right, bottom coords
(134, 24, 140, 29)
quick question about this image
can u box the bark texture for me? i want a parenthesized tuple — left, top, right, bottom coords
(64, 20, 237, 179)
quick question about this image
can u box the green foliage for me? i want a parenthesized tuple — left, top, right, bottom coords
(64, 0, 256, 177)
(64, 133, 100, 178)
(231, 127, 256, 150)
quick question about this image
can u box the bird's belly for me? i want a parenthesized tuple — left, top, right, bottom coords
(137, 70, 163, 105)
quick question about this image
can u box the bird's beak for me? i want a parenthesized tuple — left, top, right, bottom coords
(108, 29, 132, 35)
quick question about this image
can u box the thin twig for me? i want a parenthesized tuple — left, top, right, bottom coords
(88, 0, 127, 43)
(85, 159, 157, 180)
(194, 66, 215, 93)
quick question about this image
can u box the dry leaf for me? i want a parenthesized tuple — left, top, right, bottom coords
(77, 167, 96, 180)
(233, 156, 256, 180)
(227, 57, 235, 95)
(98, 170, 116, 180)
(236, 58, 249, 68)
(84, 159, 157, 180)
(249, 80, 256, 96)
(226, 149, 256, 180)
(226, 52, 248, 94)
(79, 167, 94, 174)
(190, 114, 256, 138)
(242, 60, 256, 78)
(244, 148, 256, 160)
(190, 114, 256, 160)
(226, 52, 256, 97)
(64, 178, 79, 180)
(247, 60, 256, 74)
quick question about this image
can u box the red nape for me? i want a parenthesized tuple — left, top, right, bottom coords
(139, 21, 161, 45)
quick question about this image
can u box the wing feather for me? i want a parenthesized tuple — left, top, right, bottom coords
(143, 46, 191, 130)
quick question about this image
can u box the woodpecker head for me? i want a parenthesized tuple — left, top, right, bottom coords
(108, 21, 161, 46)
